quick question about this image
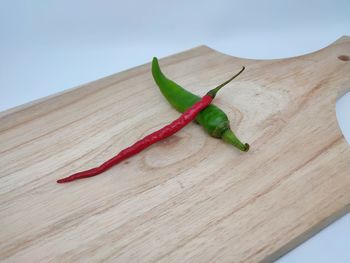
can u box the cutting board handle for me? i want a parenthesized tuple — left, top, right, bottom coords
(332, 36, 350, 97)
(202, 35, 350, 99)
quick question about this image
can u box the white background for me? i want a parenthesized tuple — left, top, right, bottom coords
(1, 1, 349, 262)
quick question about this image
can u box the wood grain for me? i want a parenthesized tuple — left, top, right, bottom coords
(1, 36, 350, 263)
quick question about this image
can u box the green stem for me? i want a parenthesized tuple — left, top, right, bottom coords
(207, 66, 245, 98)
(222, 129, 249, 152)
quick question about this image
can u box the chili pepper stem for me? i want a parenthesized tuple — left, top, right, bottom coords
(222, 129, 249, 152)
(207, 66, 245, 98)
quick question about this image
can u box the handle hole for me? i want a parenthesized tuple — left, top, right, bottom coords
(338, 55, 350, 61)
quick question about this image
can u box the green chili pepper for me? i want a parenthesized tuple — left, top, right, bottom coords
(152, 57, 249, 152)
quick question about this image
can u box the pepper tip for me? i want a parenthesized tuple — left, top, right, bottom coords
(57, 178, 70, 184)
(243, 143, 250, 152)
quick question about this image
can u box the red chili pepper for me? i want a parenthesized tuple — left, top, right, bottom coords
(57, 67, 244, 183)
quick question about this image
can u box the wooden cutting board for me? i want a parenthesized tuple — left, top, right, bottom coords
(1, 36, 350, 263)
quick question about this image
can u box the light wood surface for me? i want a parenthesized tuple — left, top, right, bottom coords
(1, 36, 350, 263)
